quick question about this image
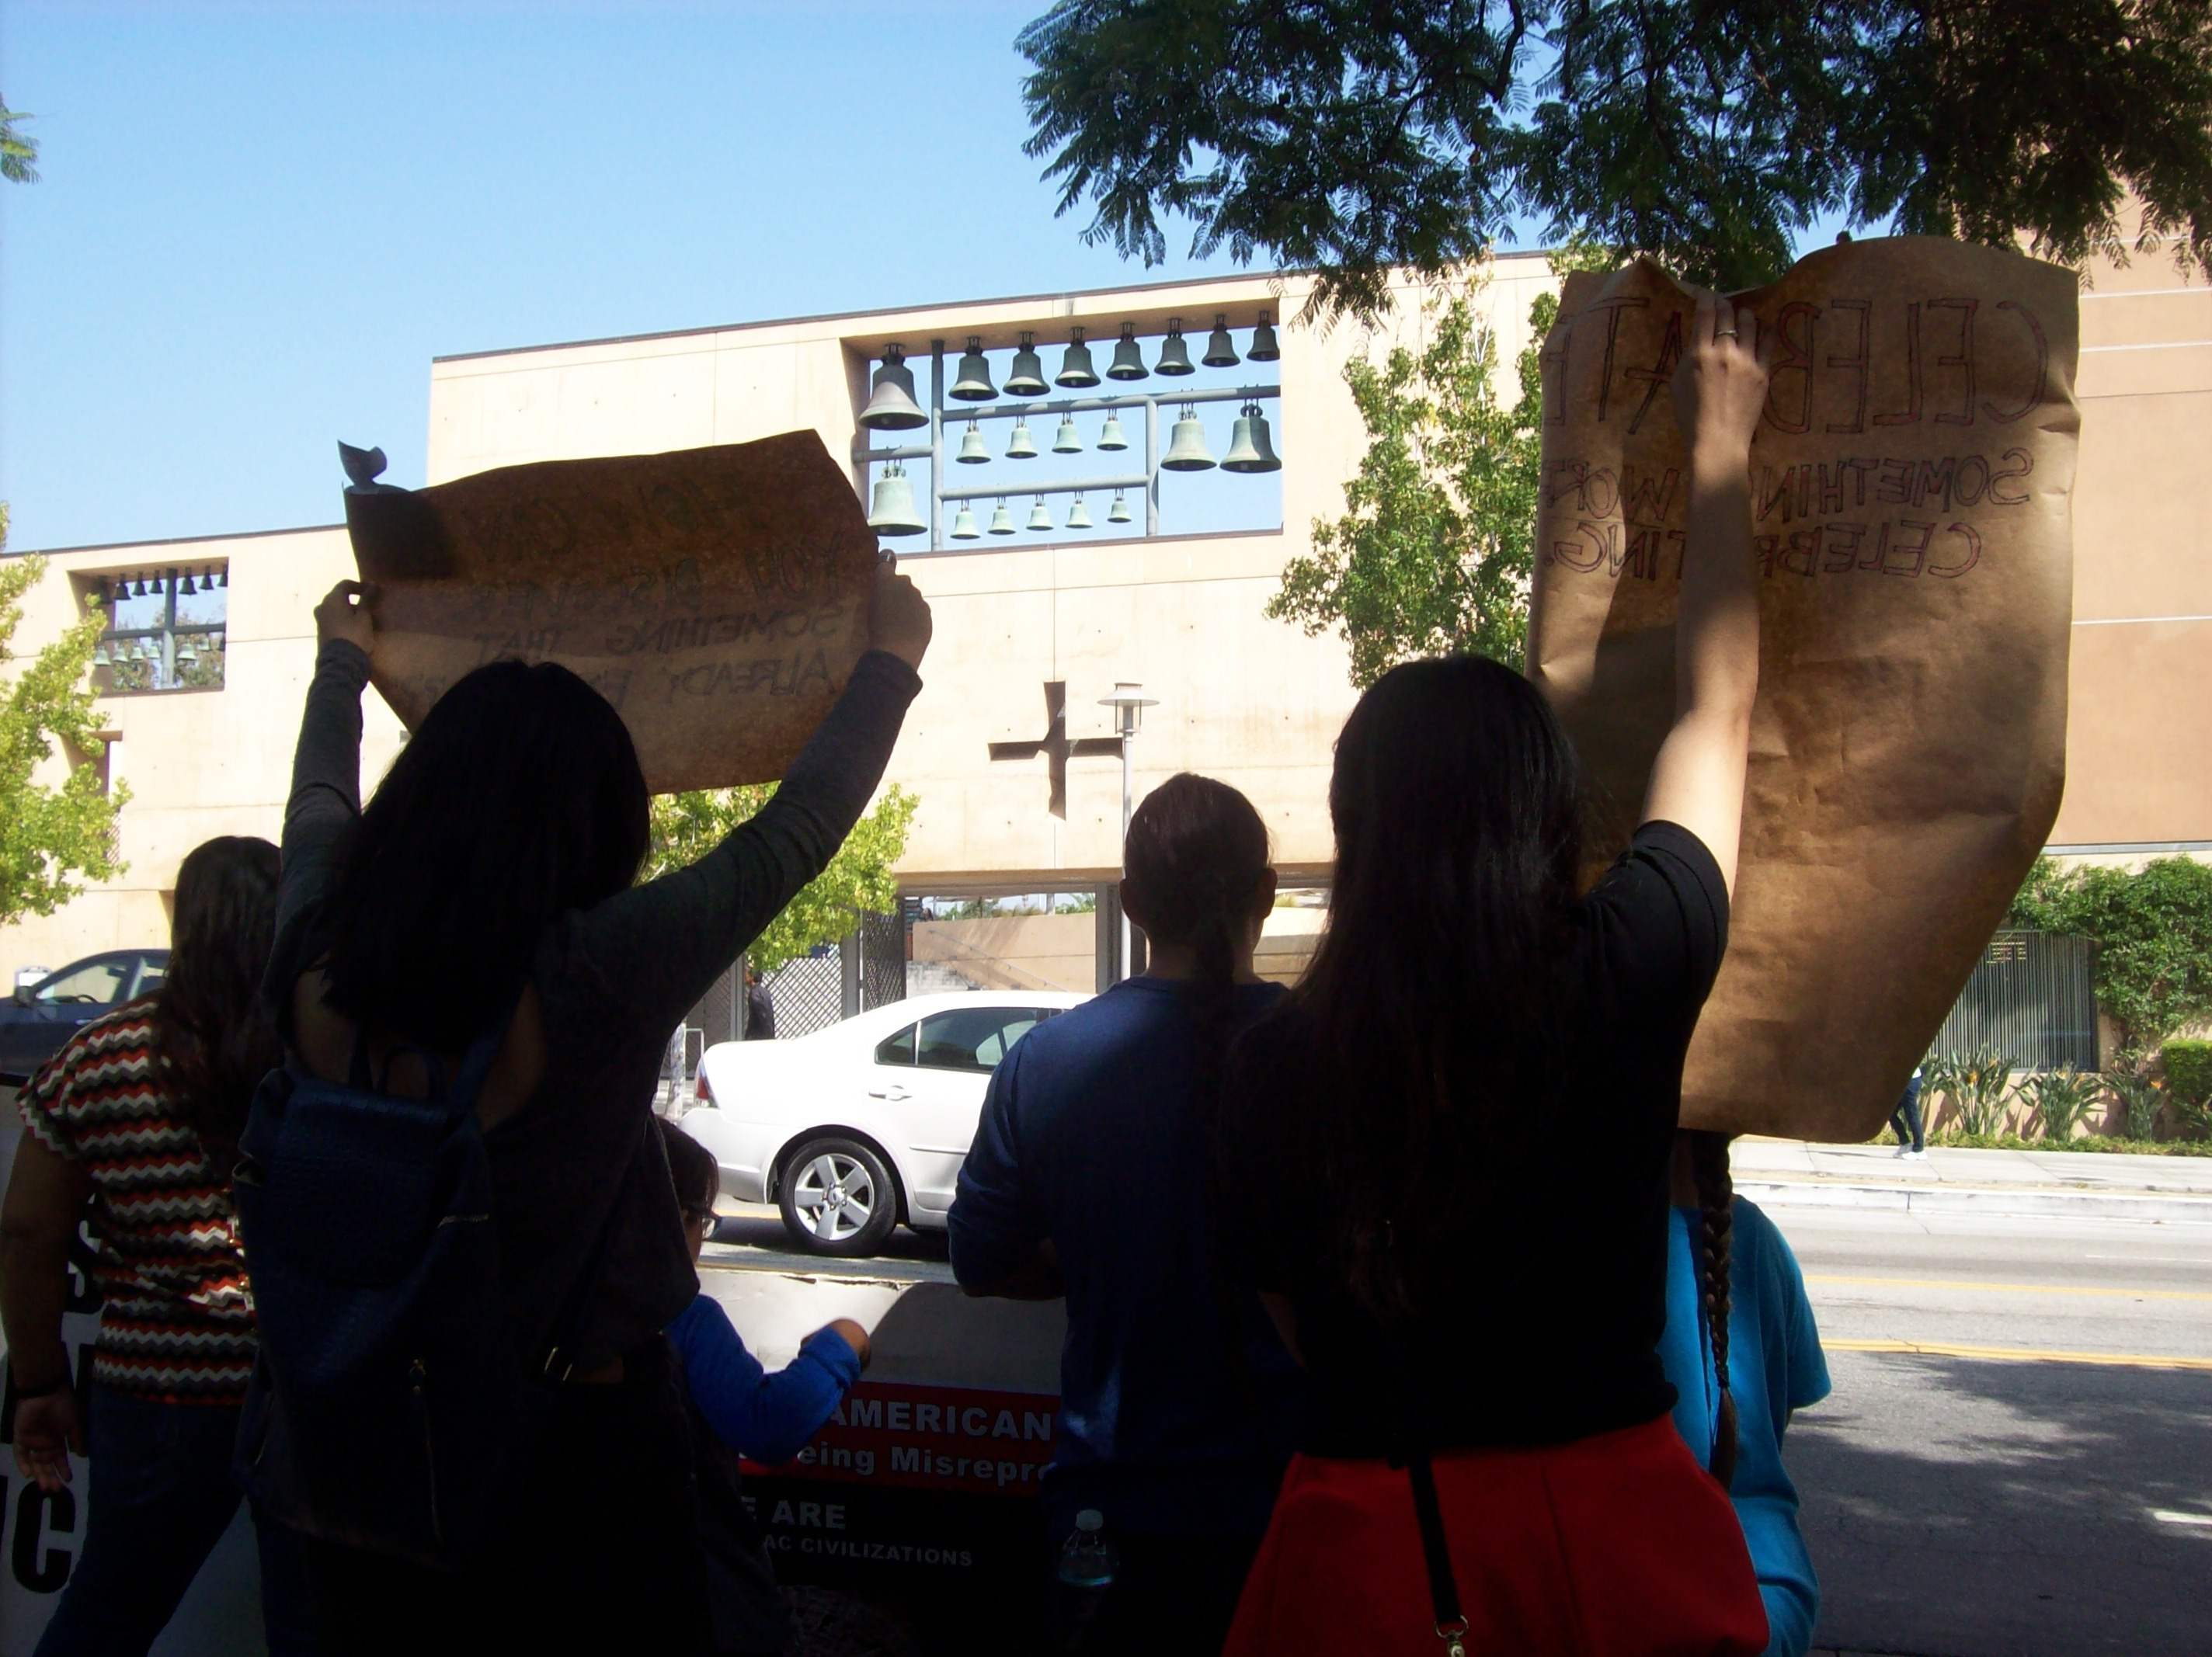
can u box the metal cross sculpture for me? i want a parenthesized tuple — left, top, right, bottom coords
(988, 681, 1121, 820)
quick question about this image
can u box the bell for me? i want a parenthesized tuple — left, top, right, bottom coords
(1108, 322, 1148, 380)
(1222, 403, 1282, 474)
(179, 572, 197, 597)
(989, 498, 1017, 535)
(1006, 331, 1047, 397)
(92, 640, 111, 667)
(958, 422, 990, 464)
(215, 567, 228, 589)
(1066, 493, 1094, 530)
(176, 634, 200, 668)
(133, 575, 149, 598)
(1247, 311, 1281, 362)
(1108, 490, 1132, 524)
(1052, 415, 1083, 454)
(861, 344, 927, 430)
(951, 336, 996, 401)
(1097, 412, 1129, 451)
(1203, 312, 1240, 368)
(867, 462, 928, 536)
(1006, 419, 1038, 460)
(1156, 318, 1194, 376)
(1056, 326, 1099, 389)
(951, 504, 982, 540)
(1027, 497, 1053, 532)
(1162, 405, 1216, 471)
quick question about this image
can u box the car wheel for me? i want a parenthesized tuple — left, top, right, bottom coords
(777, 1138, 898, 1257)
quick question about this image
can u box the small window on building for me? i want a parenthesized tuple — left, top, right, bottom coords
(82, 564, 228, 695)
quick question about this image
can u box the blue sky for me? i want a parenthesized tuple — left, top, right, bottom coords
(1, 0, 1315, 552)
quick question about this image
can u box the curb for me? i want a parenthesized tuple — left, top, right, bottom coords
(1737, 1179, 2212, 1223)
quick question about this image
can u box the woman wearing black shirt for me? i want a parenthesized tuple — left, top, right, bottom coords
(1219, 293, 1773, 1655)
(259, 561, 930, 1651)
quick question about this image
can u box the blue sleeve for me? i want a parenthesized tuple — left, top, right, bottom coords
(1734, 1202, 1826, 1657)
(948, 1039, 1044, 1289)
(668, 1295, 861, 1466)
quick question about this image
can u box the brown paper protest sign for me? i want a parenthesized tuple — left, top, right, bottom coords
(344, 432, 878, 794)
(1528, 238, 2078, 1142)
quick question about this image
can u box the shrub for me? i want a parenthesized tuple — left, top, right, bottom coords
(2006, 857, 2212, 1051)
(2162, 1040, 2212, 1107)
(1932, 1046, 2013, 1138)
(2102, 1064, 2165, 1141)
(2017, 1066, 2100, 1142)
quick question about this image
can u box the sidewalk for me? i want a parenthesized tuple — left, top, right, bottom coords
(1730, 1138, 2212, 1221)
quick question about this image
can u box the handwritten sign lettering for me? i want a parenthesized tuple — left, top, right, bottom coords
(346, 432, 878, 793)
(1529, 238, 2079, 1142)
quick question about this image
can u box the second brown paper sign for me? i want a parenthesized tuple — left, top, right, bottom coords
(1528, 237, 2078, 1142)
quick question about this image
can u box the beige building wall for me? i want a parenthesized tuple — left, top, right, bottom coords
(425, 262, 1560, 888)
(2, 241, 2201, 985)
(2047, 221, 2211, 863)
(0, 528, 409, 982)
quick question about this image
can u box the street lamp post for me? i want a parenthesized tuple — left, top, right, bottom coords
(1099, 682, 1159, 981)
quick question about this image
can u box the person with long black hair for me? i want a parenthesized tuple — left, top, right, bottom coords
(950, 773, 1304, 1655)
(1216, 292, 1775, 1655)
(257, 561, 930, 1649)
(2, 835, 316, 1654)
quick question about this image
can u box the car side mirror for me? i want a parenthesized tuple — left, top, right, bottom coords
(12, 987, 33, 1008)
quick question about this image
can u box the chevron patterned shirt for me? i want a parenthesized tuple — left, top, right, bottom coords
(16, 1004, 257, 1404)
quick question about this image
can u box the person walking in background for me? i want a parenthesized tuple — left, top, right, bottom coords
(1890, 1062, 1927, 1159)
(951, 773, 1306, 1657)
(1661, 1132, 1833, 1657)
(658, 1118, 870, 1655)
(245, 562, 929, 1651)
(1214, 294, 1773, 1655)
(743, 964, 776, 1040)
(1, 836, 316, 1655)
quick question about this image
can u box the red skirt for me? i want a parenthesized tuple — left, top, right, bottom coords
(1223, 1418, 1768, 1656)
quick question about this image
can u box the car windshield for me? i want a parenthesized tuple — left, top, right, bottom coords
(36, 960, 129, 1006)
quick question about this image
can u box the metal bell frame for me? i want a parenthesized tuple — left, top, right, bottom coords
(851, 332, 1280, 546)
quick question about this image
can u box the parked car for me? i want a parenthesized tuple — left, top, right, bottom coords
(0, 949, 171, 1078)
(683, 990, 1089, 1256)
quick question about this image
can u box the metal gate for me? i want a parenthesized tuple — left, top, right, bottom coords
(1932, 930, 2098, 1071)
(857, 906, 908, 1010)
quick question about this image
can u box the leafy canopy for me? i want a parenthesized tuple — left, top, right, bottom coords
(0, 516, 131, 925)
(645, 784, 917, 977)
(1018, 0, 2212, 307)
(2005, 853, 2212, 1054)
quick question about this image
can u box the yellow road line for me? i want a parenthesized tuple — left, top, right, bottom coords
(1828, 1337, 2212, 1371)
(1806, 1273, 2212, 1303)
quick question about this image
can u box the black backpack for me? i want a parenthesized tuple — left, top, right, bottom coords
(232, 1020, 526, 1567)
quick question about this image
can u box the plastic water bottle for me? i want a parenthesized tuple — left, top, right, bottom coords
(1056, 1508, 1118, 1589)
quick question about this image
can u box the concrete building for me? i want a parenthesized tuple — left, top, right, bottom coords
(2, 238, 2204, 1023)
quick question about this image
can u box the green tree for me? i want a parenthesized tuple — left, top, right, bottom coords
(1267, 244, 1612, 683)
(644, 784, 918, 977)
(2002, 854, 2212, 1054)
(0, 96, 36, 185)
(0, 512, 131, 923)
(1017, 0, 2212, 309)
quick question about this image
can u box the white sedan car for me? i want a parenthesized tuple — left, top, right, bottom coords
(681, 990, 1089, 1256)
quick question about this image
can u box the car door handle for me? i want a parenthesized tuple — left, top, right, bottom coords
(868, 1086, 910, 1102)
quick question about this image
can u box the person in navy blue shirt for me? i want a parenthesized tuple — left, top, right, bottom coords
(950, 773, 1305, 1655)
(1662, 1131, 1833, 1657)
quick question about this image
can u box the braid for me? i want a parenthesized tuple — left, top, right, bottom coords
(1687, 1129, 1739, 1489)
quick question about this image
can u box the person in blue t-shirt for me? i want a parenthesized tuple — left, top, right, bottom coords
(949, 773, 1306, 1655)
(1661, 1131, 1833, 1657)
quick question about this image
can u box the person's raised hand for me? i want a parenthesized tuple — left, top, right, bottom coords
(315, 580, 377, 655)
(1670, 290, 1772, 465)
(824, 1317, 873, 1371)
(11, 1388, 82, 1495)
(868, 558, 932, 672)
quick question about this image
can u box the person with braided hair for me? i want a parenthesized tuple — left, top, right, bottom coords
(1214, 291, 1773, 1657)
(950, 773, 1304, 1655)
(1661, 1130, 1833, 1657)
